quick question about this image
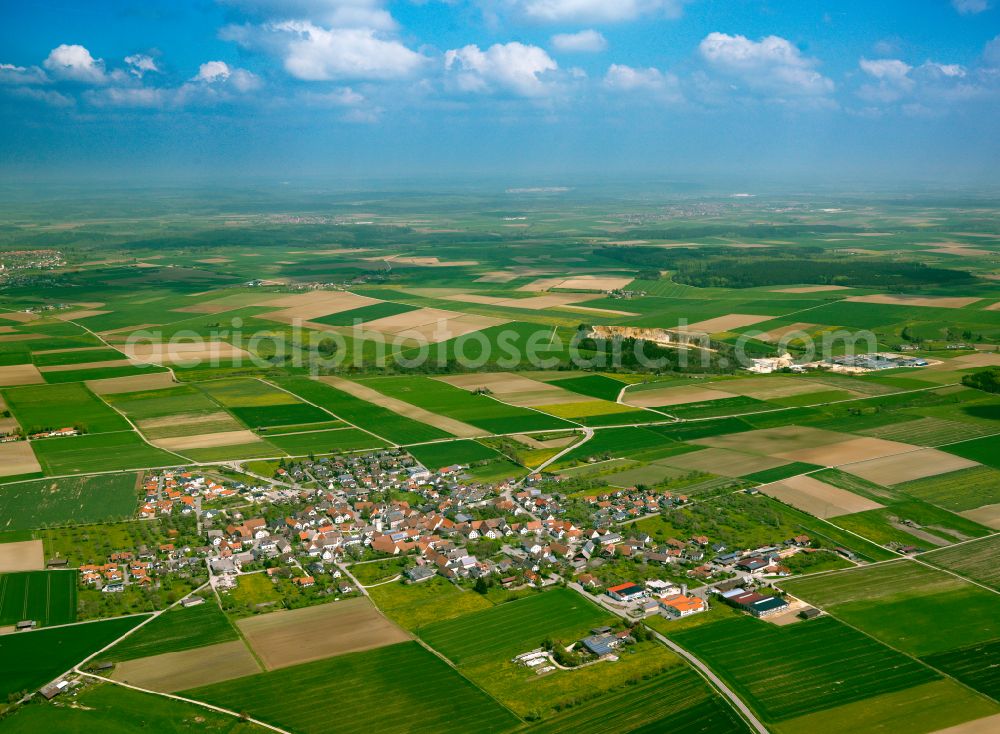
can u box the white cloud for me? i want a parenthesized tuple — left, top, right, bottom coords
(951, 0, 991, 15)
(219, 0, 396, 31)
(859, 57, 912, 81)
(511, 0, 687, 23)
(8, 86, 73, 107)
(444, 42, 558, 97)
(858, 58, 914, 102)
(194, 60, 233, 83)
(551, 29, 607, 53)
(43, 44, 107, 83)
(124, 54, 159, 78)
(603, 63, 680, 100)
(86, 86, 165, 108)
(698, 33, 834, 98)
(190, 61, 261, 92)
(0, 63, 48, 85)
(222, 20, 424, 80)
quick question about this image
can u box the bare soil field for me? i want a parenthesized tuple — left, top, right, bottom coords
(172, 293, 265, 314)
(757, 322, 819, 342)
(761, 475, 884, 518)
(38, 359, 136, 373)
(0, 364, 43, 387)
(0, 327, 15, 334)
(358, 310, 505, 343)
(111, 640, 261, 692)
(947, 352, 1000, 367)
(623, 385, 738, 408)
(682, 314, 772, 333)
(845, 294, 982, 309)
(930, 714, 1000, 734)
(770, 285, 852, 293)
(697, 426, 853, 453)
(139, 412, 240, 433)
(843, 449, 979, 485)
(661, 447, 789, 477)
(0, 539, 45, 572)
(372, 255, 478, 267)
(561, 304, 640, 317)
(705, 376, 828, 400)
(53, 310, 109, 321)
(518, 275, 633, 292)
(0, 442, 41, 477)
(474, 272, 520, 283)
(774, 436, 913, 466)
(86, 372, 177, 395)
(511, 433, 576, 449)
(438, 372, 581, 407)
(152, 430, 262, 451)
(0, 312, 37, 323)
(318, 376, 483, 437)
(195, 257, 233, 264)
(120, 340, 251, 365)
(0, 335, 46, 343)
(960, 504, 1000, 530)
(237, 597, 410, 670)
(258, 290, 379, 323)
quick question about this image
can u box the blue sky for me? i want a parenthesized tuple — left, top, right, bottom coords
(1, 0, 998, 185)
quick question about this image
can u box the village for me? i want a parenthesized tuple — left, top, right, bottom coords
(44, 447, 840, 636)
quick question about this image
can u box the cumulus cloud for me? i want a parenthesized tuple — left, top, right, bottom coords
(190, 61, 261, 92)
(551, 30, 607, 53)
(222, 20, 424, 80)
(858, 58, 914, 102)
(951, 0, 991, 14)
(698, 33, 834, 100)
(444, 42, 558, 97)
(603, 63, 682, 102)
(511, 0, 688, 23)
(0, 63, 48, 85)
(219, 0, 396, 31)
(43, 44, 107, 83)
(124, 54, 159, 78)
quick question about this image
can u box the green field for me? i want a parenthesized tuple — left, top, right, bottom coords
(275, 377, 453, 443)
(0, 682, 263, 734)
(264, 427, 386, 455)
(366, 576, 494, 630)
(894, 466, 1000, 511)
(3, 383, 130, 434)
(923, 639, 1000, 702)
(31, 348, 127, 367)
(671, 616, 939, 722)
(312, 301, 418, 326)
(0, 473, 140, 530)
(356, 376, 574, 434)
(920, 534, 1000, 590)
(0, 615, 147, 699)
(184, 642, 520, 734)
(782, 561, 1000, 656)
(943, 434, 1000, 469)
(418, 588, 613, 665)
(529, 662, 750, 733)
(100, 600, 238, 662)
(546, 374, 627, 402)
(0, 570, 77, 627)
(407, 439, 503, 468)
(29, 432, 180, 474)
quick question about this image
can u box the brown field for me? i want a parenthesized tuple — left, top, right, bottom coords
(842, 449, 979, 485)
(195, 257, 233, 264)
(0, 364, 43, 387)
(0, 540, 45, 572)
(111, 640, 261, 692)
(761, 475, 884, 518)
(475, 272, 520, 283)
(368, 255, 478, 267)
(357, 309, 505, 343)
(0, 442, 42, 476)
(152, 430, 262, 451)
(237, 597, 410, 670)
(443, 292, 596, 311)
(139, 412, 239, 432)
(437, 372, 581, 407)
(120, 340, 251, 365)
(318, 376, 483, 437)
(258, 290, 379, 323)
(705, 376, 827, 400)
(661, 447, 789, 477)
(775, 437, 914, 466)
(33, 346, 115, 355)
(697, 426, 858, 454)
(756, 322, 819, 342)
(172, 293, 265, 314)
(561, 304, 639, 317)
(53, 310, 109, 321)
(845, 294, 983, 309)
(960, 504, 1000, 530)
(623, 385, 737, 408)
(0, 327, 15, 334)
(930, 713, 1000, 734)
(682, 313, 772, 333)
(362, 307, 463, 331)
(38, 359, 135, 374)
(947, 352, 1000, 367)
(518, 275, 634, 292)
(96, 323, 161, 337)
(0, 312, 37, 323)
(511, 433, 577, 449)
(770, 285, 852, 293)
(86, 372, 177, 395)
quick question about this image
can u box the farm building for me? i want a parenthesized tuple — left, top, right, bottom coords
(659, 594, 707, 618)
(722, 589, 789, 618)
(606, 582, 647, 603)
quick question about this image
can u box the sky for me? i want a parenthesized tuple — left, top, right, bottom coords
(1, 0, 999, 186)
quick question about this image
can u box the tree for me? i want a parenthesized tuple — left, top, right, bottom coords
(963, 367, 1000, 394)
(474, 576, 489, 594)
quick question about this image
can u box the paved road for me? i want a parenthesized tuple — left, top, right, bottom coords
(566, 582, 769, 734)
